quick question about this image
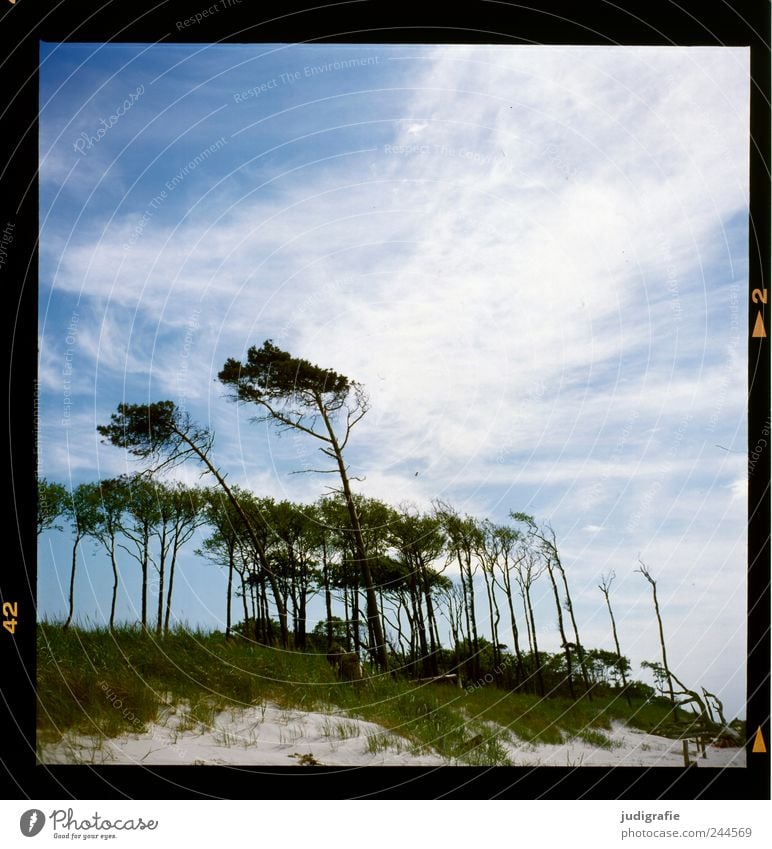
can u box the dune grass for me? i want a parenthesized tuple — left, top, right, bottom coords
(37, 622, 692, 766)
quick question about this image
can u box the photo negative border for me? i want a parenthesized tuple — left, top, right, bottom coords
(1, 0, 769, 800)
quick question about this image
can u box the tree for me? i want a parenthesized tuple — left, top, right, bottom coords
(85, 478, 127, 631)
(38, 478, 68, 536)
(512, 513, 591, 700)
(162, 483, 205, 634)
(598, 570, 631, 705)
(265, 499, 320, 649)
(435, 502, 483, 681)
(388, 507, 446, 675)
(61, 483, 100, 630)
(200, 487, 249, 640)
(97, 401, 290, 647)
(512, 541, 546, 696)
(637, 559, 676, 709)
(117, 474, 160, 630)
(475, 521, 505, 670)
(218, 340, 388, 672)
(488, 523, 527, 690)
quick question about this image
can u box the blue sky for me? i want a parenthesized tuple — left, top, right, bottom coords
(38, 43, 749, 717)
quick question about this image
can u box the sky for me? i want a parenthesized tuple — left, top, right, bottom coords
(38, 43, 749, 718)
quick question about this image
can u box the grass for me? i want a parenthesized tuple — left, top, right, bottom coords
(37, 622, 698, 766)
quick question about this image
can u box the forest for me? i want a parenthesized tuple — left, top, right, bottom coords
(37, 340, 734, 729)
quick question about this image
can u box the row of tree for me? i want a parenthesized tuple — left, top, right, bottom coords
(37, 340, 681, 703)
(39, 474, 671, 701)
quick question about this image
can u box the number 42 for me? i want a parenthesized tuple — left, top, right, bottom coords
(2, 602, 17, 635)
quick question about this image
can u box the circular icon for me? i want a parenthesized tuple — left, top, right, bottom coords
(19, 810, 46, 837)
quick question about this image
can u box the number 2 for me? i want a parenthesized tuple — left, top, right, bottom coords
(752, 288, 768, 304)
(2, 602, 17, 617)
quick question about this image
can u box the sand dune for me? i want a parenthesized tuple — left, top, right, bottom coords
(40, 702, 745, 768)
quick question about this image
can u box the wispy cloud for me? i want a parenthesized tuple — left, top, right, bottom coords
(38, 43, 749, 717)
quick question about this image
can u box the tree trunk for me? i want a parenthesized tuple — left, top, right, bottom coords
(465, 557, 481, 679)
(317, 402, 388, 672)
(63, 531, 82, 631)
(322, 538, 334, 651)
(141, 530, 150, 632)
(555, 558, 592, 700)
(545, 558, 575, 700)
(524, 585, 545, 697)
(500, 566, 525, 689)
(225, 540, 235, 640)
(419, 553, 439, 675)
(240, 574, 249, 636)
(601, 585, 631, 705)
(650, 577, 675, 707)
(156, 525, 167, 636)
(164, 537, 181, 635)
(482, 565, 499, 668)
(109, 541, 118, 632)
(169, 423, 289, 647)
(352, 580, 360, 657)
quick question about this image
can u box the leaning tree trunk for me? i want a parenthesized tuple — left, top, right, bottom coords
(639, 564, 676, 710)
(482, 565, 500, 668)
(109, 540, 119, 632)
(555, 559, 592, 700)
(600, 582, 631, 706)
(465, 557, 481, 680)
(319, 405, 388, 672)
(63, 530, 83, 631)
(544, 558, 575, 700)
(168, 423, 289, 647)
(418, 553, 439, 675)
(524, 584, 545, 697)
(224, 541, 235, 640)
(500, 567, 526, 690)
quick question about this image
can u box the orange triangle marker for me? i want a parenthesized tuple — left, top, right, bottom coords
(752, 726, 766, 753)
(752, 313, 766, 338)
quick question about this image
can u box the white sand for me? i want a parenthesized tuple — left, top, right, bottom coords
(40, 702, 447, 767)
(497, 721, 745, 768)
(40, 704, 745, 768)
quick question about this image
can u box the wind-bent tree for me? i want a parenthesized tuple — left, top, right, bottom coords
(637, 558, 676, 708)
(489, 523, 527, 689)
(598, 570, 631, 705)
(218, 340, 388, 672)
(62, 483, 100, 631)
(511, 540, 546, 696)
(97, 400, 289, 647)
(38, 478, 68, 536)
(513, 513, 575, 698)
(475, 521, 505, 670)
(513, 513, 592, 700)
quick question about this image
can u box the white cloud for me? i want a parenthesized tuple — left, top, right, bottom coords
(38, 45, 750, 718)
